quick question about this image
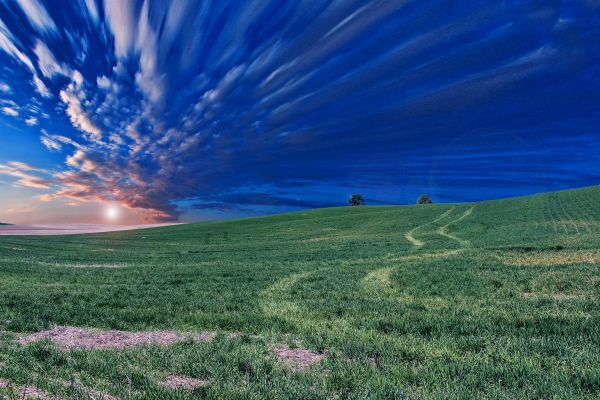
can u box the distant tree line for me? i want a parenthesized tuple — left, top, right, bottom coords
(348, 194, 433, 206)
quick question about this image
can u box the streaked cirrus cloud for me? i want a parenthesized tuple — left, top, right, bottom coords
(0, 0, 598, 222)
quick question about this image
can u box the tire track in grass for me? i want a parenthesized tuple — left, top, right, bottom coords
(259, 270, 352, 333)
(545, 195, 560, 234)
(556, 194, 580, 235)
(565, 191, 592, 234)
(549, 195, 569, 234)
(437, 207, 474, 247)
(404, 208, 454, 247)
(579, 194, 599, 233)
(362, 250, 463, 297)
(259, 268, 436, 359)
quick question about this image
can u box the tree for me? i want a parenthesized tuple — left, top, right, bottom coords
(416, 194, 432, 204)
(348, 194, 365, 206)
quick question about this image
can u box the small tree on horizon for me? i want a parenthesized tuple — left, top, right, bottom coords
(349, 194, 365, 206)
(417, 194, 433, 204)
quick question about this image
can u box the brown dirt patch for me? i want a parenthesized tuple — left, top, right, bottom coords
(17, 386, 53, 399)
(271, 344, 326, 371)
(17, 326, 216, 351)
(0, 380, 53, 399)
(158, 375, 208, 391)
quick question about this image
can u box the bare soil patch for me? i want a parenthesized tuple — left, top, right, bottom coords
(158, 375, 208, 391)
(16, 386, 53, 399)
(0, 379, 53, 399)
(271, 344, 326, 371)
(17, 326, 215, 351)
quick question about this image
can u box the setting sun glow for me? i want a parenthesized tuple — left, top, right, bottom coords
(105, 206, 120, 222)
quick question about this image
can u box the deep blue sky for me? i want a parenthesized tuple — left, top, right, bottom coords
(0, 0, 599, 223)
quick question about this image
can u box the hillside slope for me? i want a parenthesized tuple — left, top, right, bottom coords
(0, 186, 599, 399)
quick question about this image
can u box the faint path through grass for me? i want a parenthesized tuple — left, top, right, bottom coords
(437, 207, 474, 247)
(404, 208, 454, 247)
(362, 250, 463, 297)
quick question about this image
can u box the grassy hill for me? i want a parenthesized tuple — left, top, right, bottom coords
(1, 186, 599, 399)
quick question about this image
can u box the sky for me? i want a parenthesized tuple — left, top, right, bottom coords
(0, 0, 599, 224)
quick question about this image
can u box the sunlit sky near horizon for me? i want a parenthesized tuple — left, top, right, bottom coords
(0, 1, 599, 224)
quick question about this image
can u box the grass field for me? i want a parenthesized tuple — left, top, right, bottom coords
(1, 186, 600, 399)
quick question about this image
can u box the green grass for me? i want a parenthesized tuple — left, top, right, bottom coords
(1, 186, 600, 399)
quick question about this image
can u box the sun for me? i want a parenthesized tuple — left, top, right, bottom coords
(105, 205, 120, 221)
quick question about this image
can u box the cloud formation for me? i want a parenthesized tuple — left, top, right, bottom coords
(14, 0, 57, 36)
(0, 1, 599, 221)
(0, 161, 51, 189)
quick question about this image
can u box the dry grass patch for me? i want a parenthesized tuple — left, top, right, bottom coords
(67, 263, 126, 269)
(157, 375, 208, 391)
(523, 292, 581, 300)
(497, 250, 600, 266)
(271, 344, 326, 371)
(56, 378, 117, 400)
(17, 326, 215, 351)
(304, 234, 357, 243)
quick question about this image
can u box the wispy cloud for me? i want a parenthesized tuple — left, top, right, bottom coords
(25, 116, 37, 125)
(0, 161, 51, 189)
(33, 39, 69, 78)
(0, 18, 35, 71)
(1, 106, 18, 116)
(103, 0, 136, 58)
(0, 81, 12, 93)
(0, 18, 51, 97)
(14, 0, 58, 36)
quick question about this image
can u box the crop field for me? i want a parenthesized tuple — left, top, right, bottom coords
(0, 186, 599, 399)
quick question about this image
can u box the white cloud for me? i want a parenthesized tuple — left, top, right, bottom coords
(96, 75, 111, 90)
(2, 106, 18, 116)
(25, 116, 38, 126)
(103, 0, 136, 57)
(0, 20, 52, 98)
(33, 40, 70, 78)
(0, 81, 12, 93)
(59, 70, 102, 140)
(71, 69, 84, 86)
(14, 0, 58, 36)
(41, 132, 86, 152)
(0, 18, 35, 72)
(32, 74, 51, 97)
(84, 0, 99, 23)
(0, 161, 51, 189)
(41, 133, 61, 151)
